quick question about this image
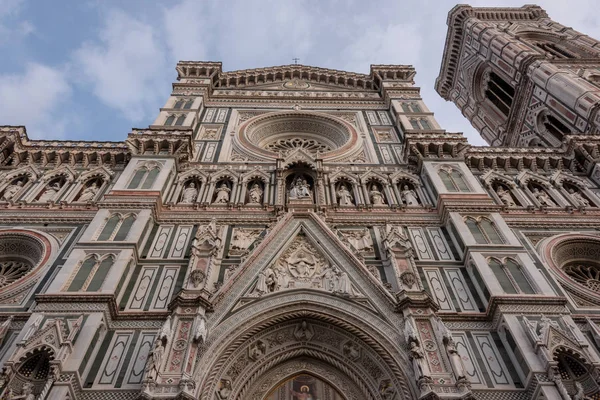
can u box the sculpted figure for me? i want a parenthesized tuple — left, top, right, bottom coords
(574, 381, 592, 400)
(2, 180, 23, 201)
(78, 182, 99, 202)
(39, 181, 62, 202)
(335, 268, 352, 295)
(289, 177, 311, 200)
(23, 313, 43, 341)
(0, 316, 13, 347)
(370, 184, 385, 205)
(568, 188, 590, 207)
(532, 187, 556, 207)
(194, 315, 207, 344)
(409, 341, 427, 379)
(248, 183, 263, 204)
(496, 186, 516, 207)
(214, 183, 231, 203)
(255, 267, 276, 294)
(159, 316, 172, 343)
(180, 182, 199, 204)
(336, 184, 353, 206)
(218, 379, 232, 399)
(145, 339, 164, 381)
(290, 385, 313, 400)
(401, 185, 419, 205)
(20, 382, 35, 400)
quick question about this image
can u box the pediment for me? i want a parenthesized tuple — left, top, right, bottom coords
(213, 213, 396, 321)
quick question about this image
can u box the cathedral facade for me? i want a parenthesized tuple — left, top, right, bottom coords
(0, 4, 600, 400)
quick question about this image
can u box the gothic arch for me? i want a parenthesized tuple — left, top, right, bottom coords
(195, 292, 416, 400)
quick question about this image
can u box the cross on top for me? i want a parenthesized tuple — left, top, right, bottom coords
(292, 57, 300, 64)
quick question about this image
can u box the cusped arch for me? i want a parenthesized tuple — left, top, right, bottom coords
(196, 291, 416, 400)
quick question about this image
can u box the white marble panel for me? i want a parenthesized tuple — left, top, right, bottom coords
(445, 268, 478, 312)
(148, 225, 173, 259)
(408, 228, 433, 260)
(423, 268, 454, 311)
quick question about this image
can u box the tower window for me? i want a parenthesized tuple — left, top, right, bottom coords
(485, 72, 514, 117)
(439, 167, 470, 192)
(535, 42, 576, 59)
(542, 114, 569, 142)
(67, 255, 114, 291)
(465, 217, 504, 244)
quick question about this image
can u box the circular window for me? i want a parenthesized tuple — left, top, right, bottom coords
(563, 262, 600, 292)
(0, 231, 49, 292)
(237, 112, 360, 162)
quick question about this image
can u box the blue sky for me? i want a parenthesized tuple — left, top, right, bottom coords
(1, 0, 598, 145)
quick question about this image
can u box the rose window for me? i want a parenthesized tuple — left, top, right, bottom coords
(564, 263, 600, 292)
(265, 138, 332, 155)
(0, 260, 32, 287)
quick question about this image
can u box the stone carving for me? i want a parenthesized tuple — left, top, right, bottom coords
(496, 186, 516, 207)
(189, 269, 206, 288)
(214, 183, 231, 204)
(2, 180, 24, 201)
(248, 183, 263, 204)
(339, 229, 373, 253)
(289, 177, 312, 200)
(379, 379, 395, 400)
(158, 315, 172, 344)
(293, 320, 314, 341)
(370, 184, 385, 205)
(568, 188, 590, 207)
(532, 187, 556, 207)
(404, 319, 430, 387)
(400, 271, 416, 289)
(39, 181, 62, 202)
(230, 229, 261, 256)
(180, 182, 199, 204)
(343, 341, 361, 361)
(336, 184, 354, 206)
(574, 381, 592, 400)
(19, 382, 35, 400)
(435, 317, 468, 383)
(400, 185, 419, 205)
(248, 340, 266, 360)
(145, 339, 164, 381)
(194, 315, 208, 344)
(78, 182, 99, 202)
(217, 379, 232, 399)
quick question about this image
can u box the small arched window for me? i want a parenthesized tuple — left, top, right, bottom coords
(175, 115, 186, 126)
(67, 255, 114, 292)
(97, 213, 136, 241)
(439, 168, 470, 192)
(466, 217, 504, 244)
(485, 72, 514, 117)
(173, 99, 185, 109)
(164, 115, 176, 126)
(128, 165, 160, 190)
(488, 258, 535, 295)
(409, 118, 431, 130)
(541, 113, 569, 142)
(183, 99, 194, 109)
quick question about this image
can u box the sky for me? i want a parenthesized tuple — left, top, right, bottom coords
(0, 0, 598, 146)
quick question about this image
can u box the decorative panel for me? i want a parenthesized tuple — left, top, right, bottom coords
(167, 319, 193, 374)
(427, 228, 454, 261)
(202, 142, 218, 162)
(169, 225, 193, 259)
(393, 145, 404, 162)
(193, 142, 205, 162)
(128, 267, 158, 310)
(473, 333, 511, 386)
(423, 268, 454, 311)
(379, 145, 394, 164)
(415, 319, 444, 374)
(126, 333, 155, 386)
(148, 226, 173, 259)
(408, 228, 433, 260)
(378, 111, 391, 125)
(215, 109, 228, 123)
(98, 333, 132, 386)
(152, 266, 179, 310)
(203, 108, 216, 122)
(445, 268, 478, 312)
(365, 111, 379, 125)
(453, 333, 483, 385)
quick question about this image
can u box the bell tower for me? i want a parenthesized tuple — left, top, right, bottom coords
(436, 5, 600, 147)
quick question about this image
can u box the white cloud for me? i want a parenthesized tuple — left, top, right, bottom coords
(0, 0, 34, 45)
(74, 9, 169, 122)
(163, 0, 210, 62)
(0, 63, 71, 138)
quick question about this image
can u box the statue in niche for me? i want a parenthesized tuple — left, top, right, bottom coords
(214, 183, 231, 203)
(409, 341, 427, 379)
(532, 187, 556, 207)
(289, 177, 312, 200)
(145, 339, 164, 381)
(401, 184, 419, 206)
(2, 180, 24, 201)
(20, 382, 35, 400)
(568, 188, 590, 207)
(336, 183, 354, 206)
(78, 181, 100, 202)
(294, 320, 314, 341)
(180, 181, 199, 204)
(370, 184, 385, 205)
(496, 186, 516, 207)
(39, 181, 62, 202)
(248, 183, 263, 204)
